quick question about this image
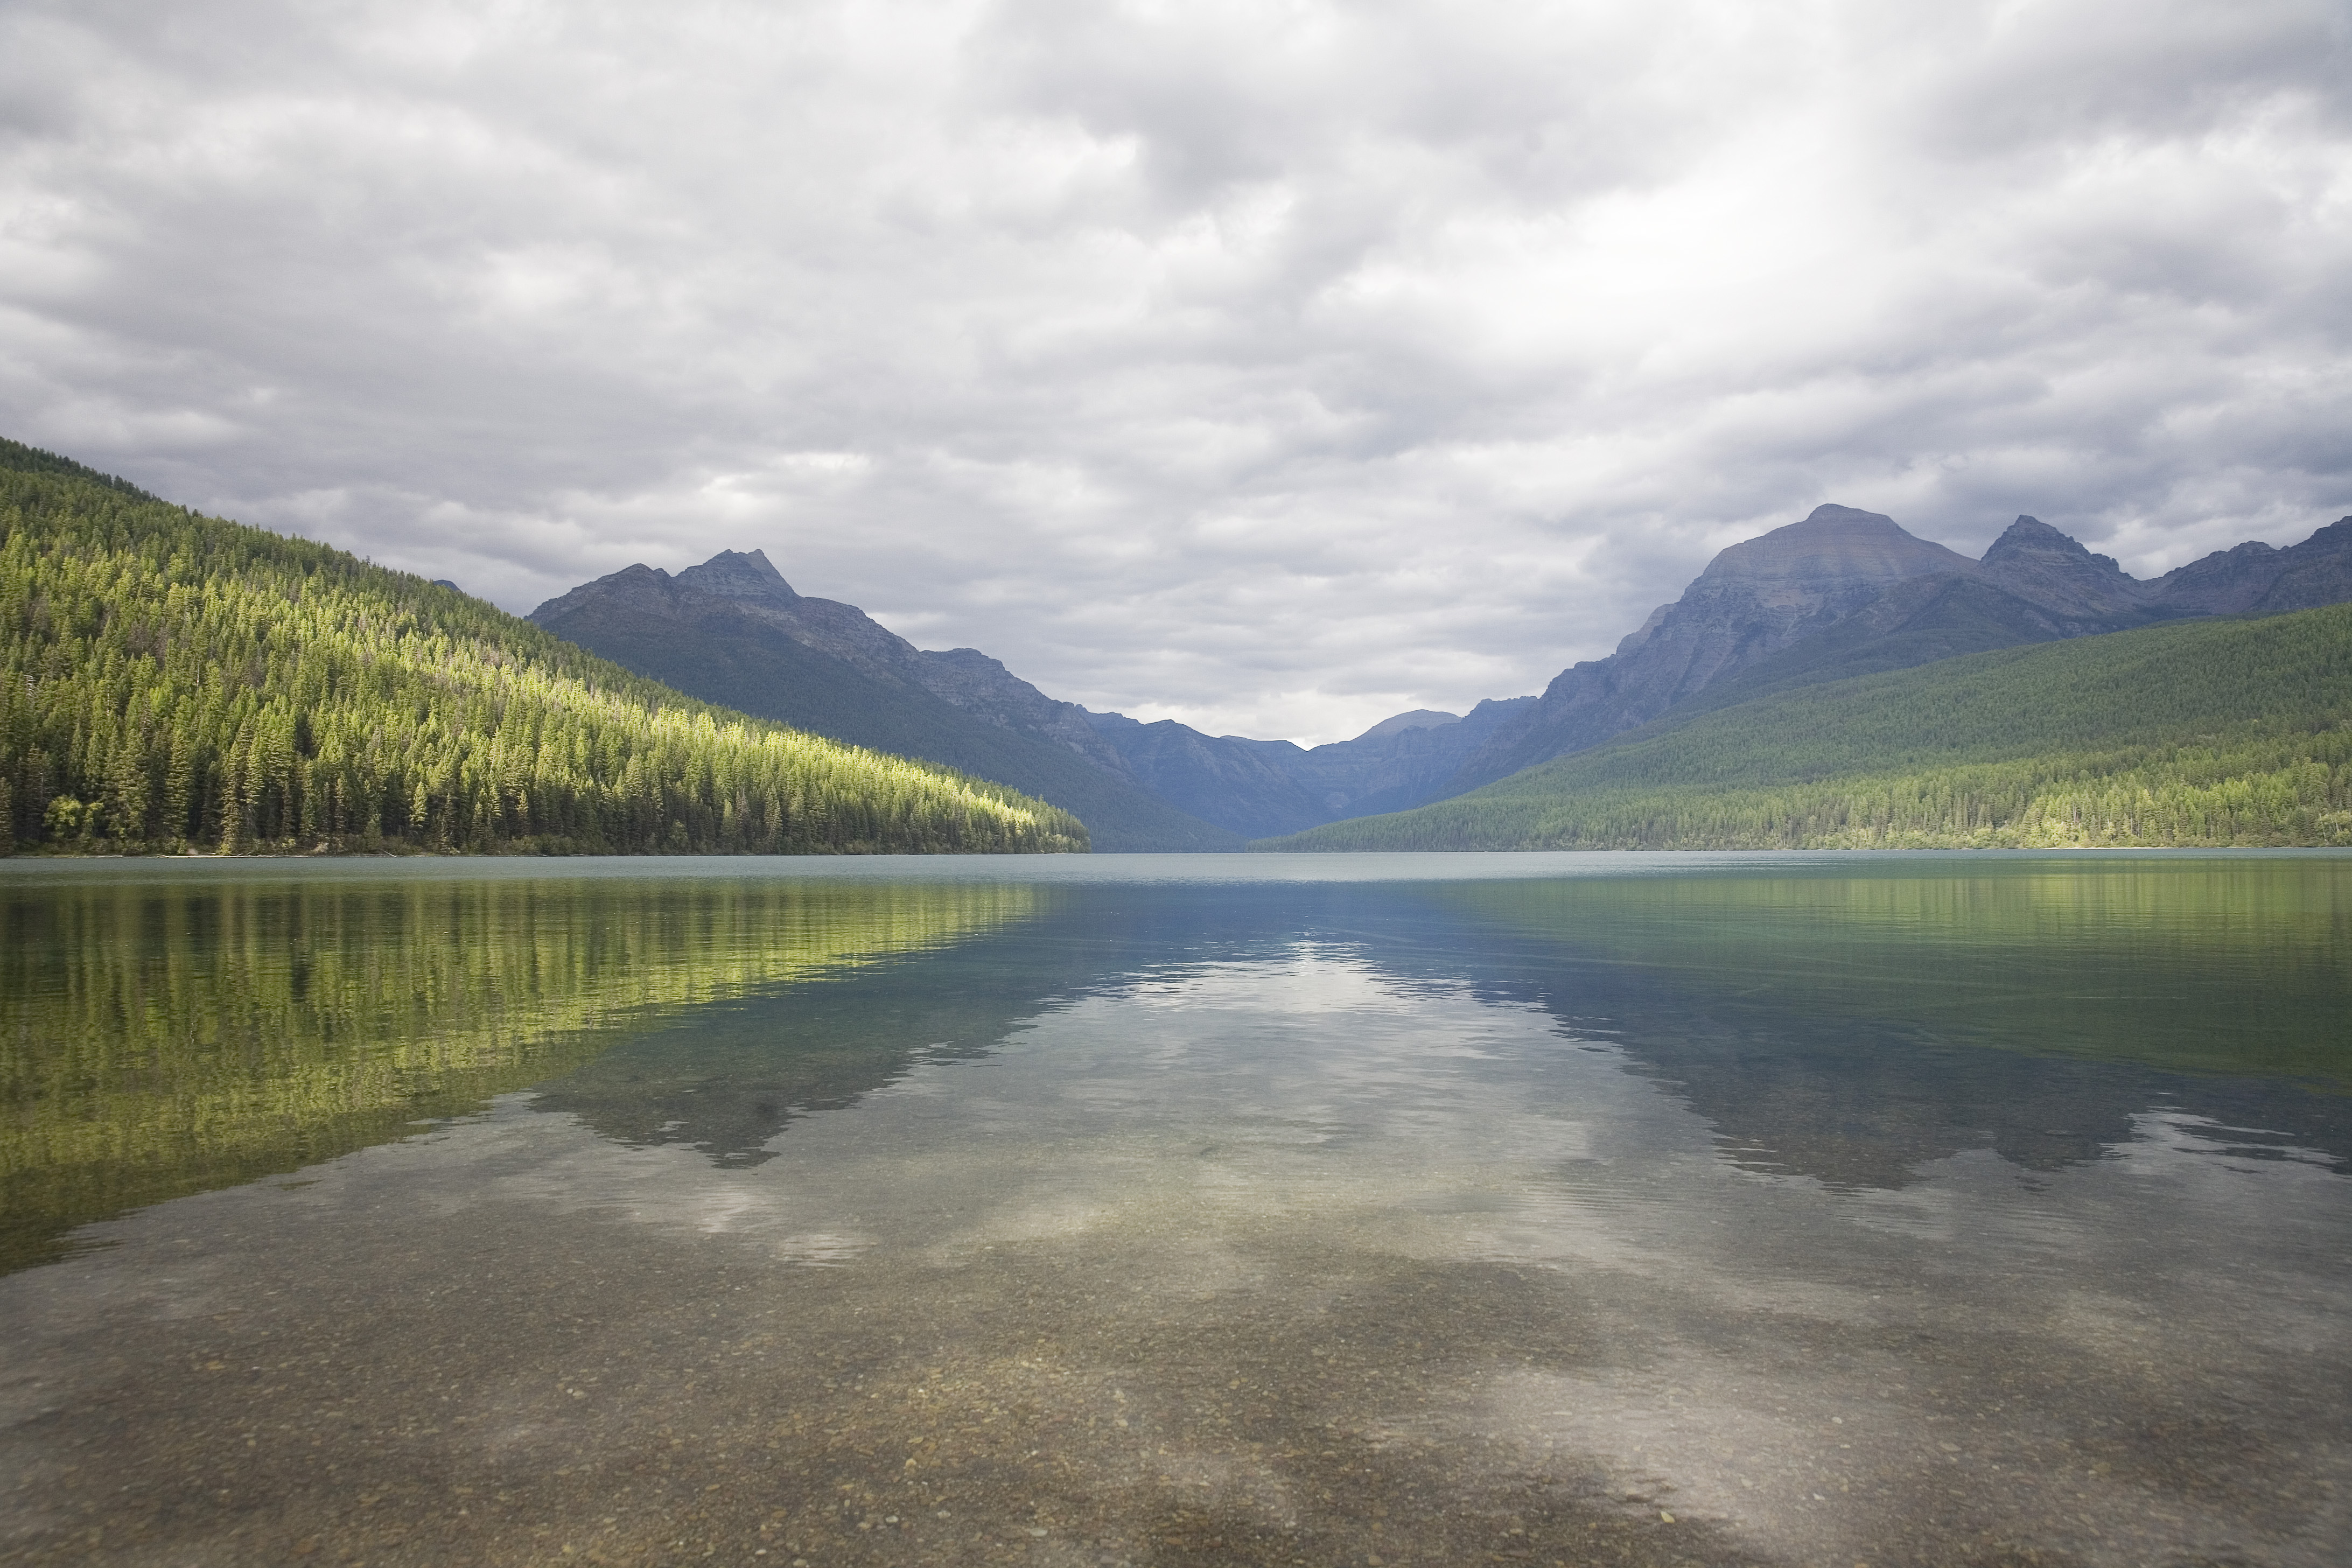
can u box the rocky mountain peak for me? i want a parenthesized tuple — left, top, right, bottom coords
(674, 548, 799, 606)
(532, 546, 1143, 786)
(1352, 710, 1461, 742)
(1617, 504, 1974, 697)
(1447, 505, 1984, 793)
(1979, 515, 2129, 576)
(1976, 515, 2145, 621)
(1698, 505, 1975, 591)
(1981, 515, 2109, 569)
(527, 561, 677, 624)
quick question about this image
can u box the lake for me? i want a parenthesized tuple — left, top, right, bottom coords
(3, 851, 2348, 1567)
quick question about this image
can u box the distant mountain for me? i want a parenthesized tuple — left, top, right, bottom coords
(529, 551, 1240, 852)
(1287, 702, 1541, 821)
(1447, 506, 2029, 789)
(2150, 515, 2352, 614)
(1261, 600, 2352, 851)
(1440, 505, 2352, 794)
(531, 548, 1546, 845)
(1082, 698, 1535, 840)
(529, 504, 2352, 850)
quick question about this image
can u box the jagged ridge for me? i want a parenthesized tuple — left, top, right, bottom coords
(1439, 505, 2352, 796)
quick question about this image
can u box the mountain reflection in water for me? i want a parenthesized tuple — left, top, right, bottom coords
(1, 869, 1040, 1269)
(537, 863, 2352, 1186)
(0, 852, 2345, 1568)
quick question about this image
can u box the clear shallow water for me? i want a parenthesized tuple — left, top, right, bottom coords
(2, 852, 2348, 1567)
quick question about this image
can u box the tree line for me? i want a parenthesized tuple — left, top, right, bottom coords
(0, 442, 1088, 856)
(1265, 601, 2352, 850)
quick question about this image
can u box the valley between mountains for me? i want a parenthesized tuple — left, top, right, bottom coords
(5, 433, 2349, 856)
(528, 502, 2352, 852)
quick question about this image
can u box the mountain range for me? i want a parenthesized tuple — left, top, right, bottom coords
(16, 424, 2341, 858)
(528, 552, 1535, 844)
(528, 551, 1238, 852)
(1445, 504, 2352, 793)
(531, 503, 2352, 849)
(1264, 598, 2352, 851)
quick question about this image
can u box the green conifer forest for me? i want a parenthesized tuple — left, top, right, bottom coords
(1261, 603, 2352, 851)
(0, 442, 1087, 855)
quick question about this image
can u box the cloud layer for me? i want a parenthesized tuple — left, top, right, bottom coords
(3, 0, 2347, 740)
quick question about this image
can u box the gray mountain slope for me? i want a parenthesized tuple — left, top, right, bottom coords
(1437, 507, 2352, 798)
(592, 549, 1138, 779)
(1081, 698, 1536, 840)
(1077, 716, 1328, 841)
(1450, 506, 1976, 788)
(2151, 516, 2352, 615)
(526, 508, 2352, 847)
(528, 556, 1241, 852)
(529, 546, 1528, 845)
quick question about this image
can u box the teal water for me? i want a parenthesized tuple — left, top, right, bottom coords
(2, 852, 2348, 1566)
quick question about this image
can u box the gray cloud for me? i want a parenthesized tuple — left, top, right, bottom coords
(2, 0, 2346, 741)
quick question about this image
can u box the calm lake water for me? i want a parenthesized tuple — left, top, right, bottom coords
(3, 851, 2348, 1567)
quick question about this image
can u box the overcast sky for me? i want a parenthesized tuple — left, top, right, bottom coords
(3, 0, 2347, 743)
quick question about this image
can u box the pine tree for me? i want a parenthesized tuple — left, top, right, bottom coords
(0, 439, 1088, 857)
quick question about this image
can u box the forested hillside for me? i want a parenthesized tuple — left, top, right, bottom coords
(0, 442, 1086, 855)
(1434, 506, 2352, 800)
(1259, 604, 2352, 851)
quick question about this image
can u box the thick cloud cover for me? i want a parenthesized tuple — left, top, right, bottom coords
(2, 0, 2346, 741)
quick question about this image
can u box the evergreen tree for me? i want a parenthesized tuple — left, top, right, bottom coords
(0, 440, 1088, 856)
(1265, 602, 2352, 851)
